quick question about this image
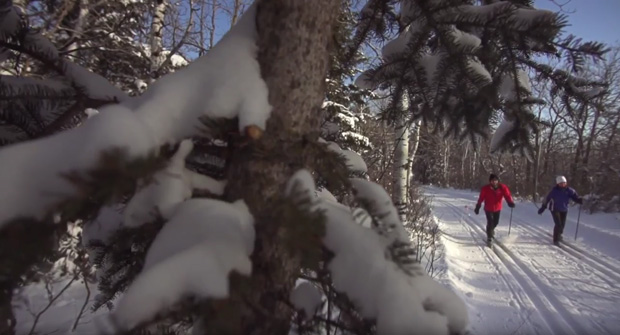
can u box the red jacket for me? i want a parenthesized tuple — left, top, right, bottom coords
(477, 183, 514, 212)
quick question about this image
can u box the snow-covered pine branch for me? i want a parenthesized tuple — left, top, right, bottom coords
(0, 6, 127, 103)
(0, 2, 269, 227)
(354, 0, 607, 157)
(97, 197, 254, 332)
(123, 139, 225, 228)
(286, 170, 468, 335)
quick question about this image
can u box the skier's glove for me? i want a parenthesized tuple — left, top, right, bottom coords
(575, 198, 583, 205)
(508, 202, 515, 208)
(474, 204, 481, 215)
(537, 207, 545, 215)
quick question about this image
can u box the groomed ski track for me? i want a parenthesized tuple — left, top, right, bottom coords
(427, 187, 620, 335)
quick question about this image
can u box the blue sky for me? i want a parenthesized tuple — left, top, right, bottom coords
(534, 0, 619, 46)
(210, 1, 619, 47)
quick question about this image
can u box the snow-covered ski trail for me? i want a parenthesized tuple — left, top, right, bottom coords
(436, 204, 548, 334)
(426, 186, 620, 335)
(442, 200, 582, 335)
(512, 217, 620, 286)
(439, 204, 544, 334)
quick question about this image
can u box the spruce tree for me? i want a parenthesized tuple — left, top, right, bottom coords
(0, 1, 610, 335)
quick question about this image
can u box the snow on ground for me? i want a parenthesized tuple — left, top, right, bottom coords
(12, 186, 620, 335)
(425, 186, 620, 335)
(13, 278, 106, 334)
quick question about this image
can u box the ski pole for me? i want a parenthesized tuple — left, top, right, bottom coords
(508, 207, 513, 235)
(574, 205, 582, 240)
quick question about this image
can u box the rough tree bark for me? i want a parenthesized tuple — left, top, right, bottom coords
(216, 0, 339, 334)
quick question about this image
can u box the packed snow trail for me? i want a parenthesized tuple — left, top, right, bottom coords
(426, 186, 620, 335)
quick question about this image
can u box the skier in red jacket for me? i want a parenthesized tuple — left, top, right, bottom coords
(474, 174, 515, 244)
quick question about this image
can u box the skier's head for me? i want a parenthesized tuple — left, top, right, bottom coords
(556, 175, 567, 187)
(489, 174, 499, 186)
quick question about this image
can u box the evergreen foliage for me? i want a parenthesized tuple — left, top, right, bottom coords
(356, 0, 608, 157)
(0, 1, 613, 334)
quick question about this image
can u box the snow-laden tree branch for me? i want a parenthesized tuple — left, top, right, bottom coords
(286, 170, 468, 335)
(0, 3, 269, 227)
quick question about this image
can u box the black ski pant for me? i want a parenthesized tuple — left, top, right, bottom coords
(485, 210, 501, 240)
(551, 211, 568, 243)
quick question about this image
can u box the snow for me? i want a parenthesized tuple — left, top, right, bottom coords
(489, 117, 515, 153)
(381, 24, 423, 59)
(123, 139, 195, 227)
(425, 186, 620, 335)
(63, 62, 127, 102)
(581, 87, 606, 99)
(325, 141, 368, 173)
(102, 198, 254, 331)
(316, 187, 338, 203)
(323, 100, 358, 130)
(14, 183, 620, 334)
(126, 2, 271, 143)
(448, 26, 481, 51)
(512, 8, 556, 30)
(341, 131, 372, 148)
(335, 112, 357, 129)
(163, 51, 189, 67)
(0, 3, 266, 226)
(467, 58, 493, 84)
(499, 70, 531, 101)
(290, 282, 323, 319)
(350, 178, 409, 243)
(84, 108, 100, 118)
(0, 106, 156, 227)
(318, 138, 367, 173)
(287, 170, 469, 335)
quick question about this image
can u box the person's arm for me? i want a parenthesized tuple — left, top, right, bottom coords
(503, 185, 515, 207)
(569, 188, 583, 204)
(476, 188, 484, 206)
(475, 187, 484, 214)
(542, 190, 552, 208)
(538, 189, 551, 214)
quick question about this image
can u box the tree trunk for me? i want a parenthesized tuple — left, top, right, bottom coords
(392, 94, 410, 218)
(230, 0, 243, 28)
(472, 149, 477, 189)
(150, 0, 167, 81)
(65, 0, 90, 56)
(406, 118, 422, 195)
(215, 1, 338, 334)
(460, 141, 468, 188)
(209, 0, 218, 49)
(582, 106, 600, 187)
(533, 133, 541, 201)
(442, 139, 449, 186)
